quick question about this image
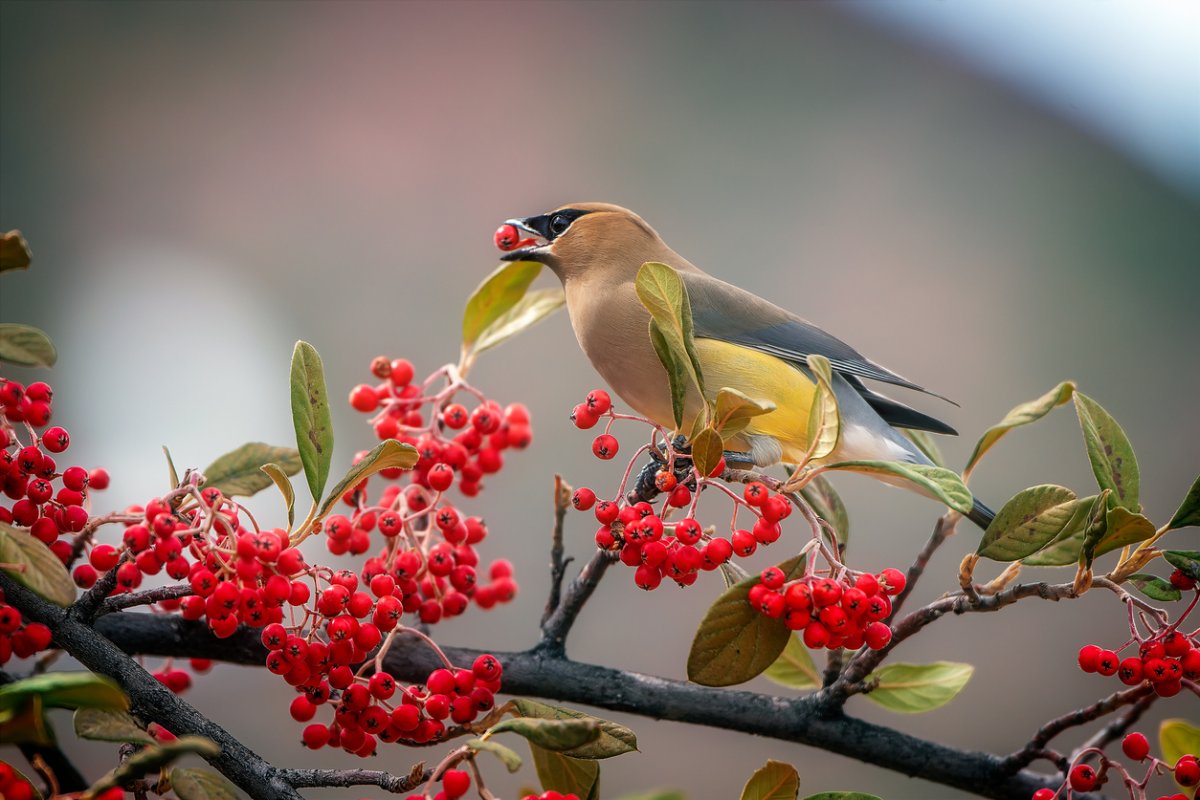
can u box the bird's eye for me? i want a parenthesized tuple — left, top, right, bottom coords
(549, 214, 572, 236)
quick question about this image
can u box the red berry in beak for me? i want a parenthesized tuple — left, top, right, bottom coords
(495, 223, 520, 251)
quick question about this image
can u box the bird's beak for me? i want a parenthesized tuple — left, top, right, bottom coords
(499, 217, 552, 263)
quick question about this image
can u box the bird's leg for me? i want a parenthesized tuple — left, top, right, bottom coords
(721, 451, 756, 468)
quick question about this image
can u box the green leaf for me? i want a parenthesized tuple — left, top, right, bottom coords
(1094, 506, 1155, 558)
(260, 463, 297, 528)
(1021, 495, 1098, 566)
(1, 229, 32, 272)
(798, 475, 849, 547)
(903, 429, 945, 468)
(0, 672, 127, 714)
(802, 794, 882, 800)
(468, 738, 524, 772)
(489, 717, 600, 752)
(1163, 550, 1200, 582)
(1074, 392, 1139, 511)
(1125, 574, 1182, 602)
(88, 736, 221, 796)
(763, 634, 821, 690)
(862, 662, 974, 714)
(1078, 490, 1113, 570)
(1160, 719, 1200, 794)
(472, 286, 566, 355)
(203, 443, 301, 498)
(1167, 475, 1200, 531)
(636, 262, 704, 397)
(170, 767, 240, 800)
(74, 708, 154, 744)
(690, 426, 725, 478)
(290, 341, 333, 503)
(714, 387, 776, 440)
(650, 319, 688, 429)
(964, 381, 1075, 480)
(463, 261, 544, 350)
(803, 355, 839, 461)
(688, 555, 806, 687)
(976, 485, 1079, 562)
(316, 439, 418, 519)
(162, 446, 180, 489)
(0, 521, 76, 606)
(530, 743, 600, 800)
(822, 461, 973, 516)
(739, 759, 799, 800)
(0, 323, 57, 368)
(508, 698, 637, 759)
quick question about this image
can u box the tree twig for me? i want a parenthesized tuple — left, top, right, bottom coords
(278, 766, 431, 793)
(888, 514, 953, 620)
(541, 475, 574, 628)
(537, 549, 613, 657)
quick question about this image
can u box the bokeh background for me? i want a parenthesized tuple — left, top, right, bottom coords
(2, 1, 1198, 798)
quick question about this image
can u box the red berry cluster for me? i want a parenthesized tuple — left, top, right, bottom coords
(297, 652, 502, 759)
(1, 376, 110, 665)
(749, 567, 901, 650)
(1077, 628, 1199, 698)
(0, 761, 122, 800)
(1031, 731, 1197, 800)
(0, 591, 52, 664)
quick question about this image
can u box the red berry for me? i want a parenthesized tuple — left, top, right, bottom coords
(349, 384, 378, 413)
(494, 223, 520, 251)
(41, 426, 70, 453)
(878, 568, 906, 595)
(571, 404, 598, 430)
(442, 769, 471, 799)
(865, 621, 893, 650)
(1122, 731, 1150, 761)
(389, 358, 415, 387)
(585, 389, 612, 415)
(1177, 756, 1200, 787)
(428, 463, 455, 492)
(572, 487, 596, 511)
(760, 566, 786, 590)
(1077, 644, 1102, 673)
(1068, 764, 1097, 792)
(1118, 657, 1143, 685)
(88, 468, 111, 490)
(591, 434, 618, 460)
(1096, 649, 1119, 676)
(1031, 790, 1056, 800)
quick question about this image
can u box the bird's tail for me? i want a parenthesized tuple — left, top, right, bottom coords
(966, 498, 996, 531)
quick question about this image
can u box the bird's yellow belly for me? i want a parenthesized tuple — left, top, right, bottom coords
(691, 339, 816, 462)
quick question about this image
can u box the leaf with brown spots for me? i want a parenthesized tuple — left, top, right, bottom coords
(1073, 392, 1139, 512)
(290, 341, 333, 503)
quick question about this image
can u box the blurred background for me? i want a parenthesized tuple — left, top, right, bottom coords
(2, 1, 1198, 798)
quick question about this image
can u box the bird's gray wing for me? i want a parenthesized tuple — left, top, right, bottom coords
(681, 270, 958, 407)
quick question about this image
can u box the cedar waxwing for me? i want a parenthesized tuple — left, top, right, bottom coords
(499, 203, 995, 529)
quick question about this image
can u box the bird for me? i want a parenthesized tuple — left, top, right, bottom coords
(496, 202, 995, 530)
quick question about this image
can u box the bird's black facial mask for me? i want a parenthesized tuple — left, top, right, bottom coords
(499, 209, 590, 262)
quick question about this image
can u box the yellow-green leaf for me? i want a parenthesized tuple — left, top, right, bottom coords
(261, 463, 296, 528)
(976, 485, 1079, 562)
(473, 286, 565, 355)
(1160, 719, 1200, 795)
(1163, 550, 1200, 582)
(964, 381, 1075, 480)
(163, 446, 180, 489)
(1, 230, 32, 272)
(74, 708, 154, 744)
(508, 698, 637, 759)
(1094, 506, 1155, 558)
(203, 443, 301, 498)
(763, 634, 821, 690)
(317, 439, 418, 519)
(740, 759, 799, 800)
(0, 672, 127, 714)
(688, 555, 805, 687)
(650, 319, 688, 429)
(88, 737, 221, 796)
(1125, 574, 1181, 602)
(0, 521, 76, 606)
(1074, 392, 1139, 511)
(803, 794, 882, 800)
(798, 475, 849, 547)
(804, 355, 839, 461)
(530, 743, 600, 800)
(690, 426, 725, 478)
(489, 717, 600, 752)
(822, 461, 973, 515)
(714, 387, 775, 440)
(463, 261, 544, 350)
(0, 693, 53, 745)
(468, 738, 524, 772)
(636, 262, 704, 398)
(1021, 495, 1098, 566)
(0, 323, 57, 368)
(1079, 490, 1113, 570)
(290, 341, 333, 503)
(1167, 475, 1200, 531)
(170, 767, 240, 800)
(862, 662, 974, 714)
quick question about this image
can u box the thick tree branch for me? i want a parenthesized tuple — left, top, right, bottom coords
(90, 612, 1098, 800)
(278, 766, 431, 793)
